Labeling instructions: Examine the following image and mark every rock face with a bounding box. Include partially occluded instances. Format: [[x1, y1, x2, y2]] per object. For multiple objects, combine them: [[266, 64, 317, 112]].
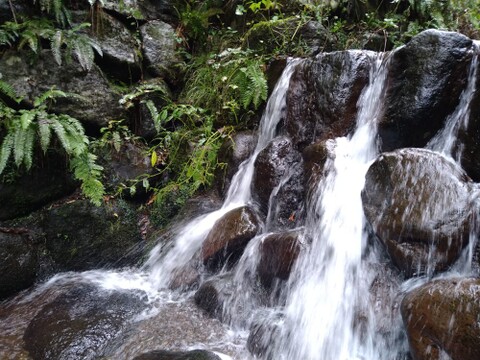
[[0, 229, 38, 300], [401, 278, 480, 360], [140, 20, 181, 82], [202, 206, 262, 270], [0, 49, 125, 130], [257, 230, 303, 289], [285, 50, 372, 150], [43, 198, 141, 271], [23, 284, 146, 360], [362, 148, 477, 277], [379, 30, 474, 151], [90, 11, 142, 83]]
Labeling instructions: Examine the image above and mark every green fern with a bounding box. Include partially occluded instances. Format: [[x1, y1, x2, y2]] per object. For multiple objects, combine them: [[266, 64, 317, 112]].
[[34, 0, 71, 27], [0, 86, 105, 205]]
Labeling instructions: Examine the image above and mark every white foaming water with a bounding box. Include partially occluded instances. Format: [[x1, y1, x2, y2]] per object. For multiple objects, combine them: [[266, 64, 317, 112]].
[[427, 43, 479, 158], [144, 60, 301, 289], [271, 53, 390, 360]]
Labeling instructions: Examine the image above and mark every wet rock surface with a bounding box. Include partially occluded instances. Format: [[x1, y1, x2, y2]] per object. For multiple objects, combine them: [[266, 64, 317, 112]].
[[285, 50, 372, 150], [257, 230, 303, 289], [194, 273, 233, 321], [202, 206, 262, 270], [133, 349, 222, 360], [252, 136, 302, 214], [23, 284, 146, 360], [401, 277, 480, 360], [379, 29, 474, 151], [362, 148, 477, 277]]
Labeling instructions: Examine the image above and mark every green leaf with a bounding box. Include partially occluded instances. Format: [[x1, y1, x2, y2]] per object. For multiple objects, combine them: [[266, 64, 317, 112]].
[[20, 111, 35, 130], [151, 151, 158, 167]]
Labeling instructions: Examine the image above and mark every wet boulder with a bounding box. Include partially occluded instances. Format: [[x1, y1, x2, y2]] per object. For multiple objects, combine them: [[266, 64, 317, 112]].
[[215, 131, 257, 198], [202, 206, 262, 270], [285, 50, 372, 150], [257, 230, 303, 289], [140, 20, 182, 83], [401, 277, 480, 360], [252, 136, 302, 214], [24, 284, 146, 360], [362, 148, 478, 277], [379, 29, 474, 151], [133, 349, 222, 360], [194, 273, 233, 321], [247, 311, 283, 360], [0, 49, 125, 130], [0, 228, 38, 300], [43, 198, 142, 271]]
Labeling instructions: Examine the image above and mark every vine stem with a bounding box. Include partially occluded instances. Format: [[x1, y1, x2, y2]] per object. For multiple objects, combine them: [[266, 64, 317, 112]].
[[8, 0, 17, 23]]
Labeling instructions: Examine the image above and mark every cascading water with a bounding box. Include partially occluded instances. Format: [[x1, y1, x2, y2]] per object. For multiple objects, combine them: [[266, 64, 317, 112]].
[[427, 42, 480, 159], [268, 53, 390, 360], [144, 59, 301, 289], [2, 35, 480, 360]]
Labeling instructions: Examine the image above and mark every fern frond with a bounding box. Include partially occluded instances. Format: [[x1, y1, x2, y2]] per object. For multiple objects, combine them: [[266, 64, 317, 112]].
[[51, 30, 63, 66], [70, 151, 105, 206], [246, 63, 268, 109], [33, 87, 67, 107], [0, 132, 14, 175], [0, 79, 20, 103], [51, 117, 71, 153], [22, 126, 36, 170], [73, 36, 95, 71], [13, 125, 27, 167], [20, 110, 36, 130], [37, 116, 52, 152]]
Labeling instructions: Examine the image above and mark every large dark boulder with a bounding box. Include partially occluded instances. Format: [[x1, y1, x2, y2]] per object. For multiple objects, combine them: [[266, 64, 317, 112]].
[[284, 50, 372, 150], [215, 131, 257, 198], [43, 198, 142, 271], [252, 136, 302, 214], [201, 206, 262, 270], [257, 230, 303, 289], [101, 0, 182, 23], [0, 154, 77, 220], [401, 278, 480, 360], [24, 284, 146, 360], [133, 349, 221, 360], [362, 148, 478, 277], [0, 228, 38, 300], [379, 29, 474, 151], [0, 49, 125, 130]]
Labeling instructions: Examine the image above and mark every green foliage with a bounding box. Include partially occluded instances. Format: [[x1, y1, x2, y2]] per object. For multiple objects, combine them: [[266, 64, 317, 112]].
[[183, 48, 268, 124], [177, 0, 223, 48], [33, 0, 71, 27], [0, 19, 102, 71], [0, 85, 105, 205]]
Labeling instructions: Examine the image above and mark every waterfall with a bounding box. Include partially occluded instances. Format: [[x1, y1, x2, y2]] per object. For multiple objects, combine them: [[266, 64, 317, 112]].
[[270, 53, 390, 360], [144, 59, 301, 289], [427, 43, 479, 160]]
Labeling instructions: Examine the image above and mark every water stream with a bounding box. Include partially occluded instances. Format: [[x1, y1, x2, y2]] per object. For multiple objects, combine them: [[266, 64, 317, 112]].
[[1, 44, 480, 359]]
